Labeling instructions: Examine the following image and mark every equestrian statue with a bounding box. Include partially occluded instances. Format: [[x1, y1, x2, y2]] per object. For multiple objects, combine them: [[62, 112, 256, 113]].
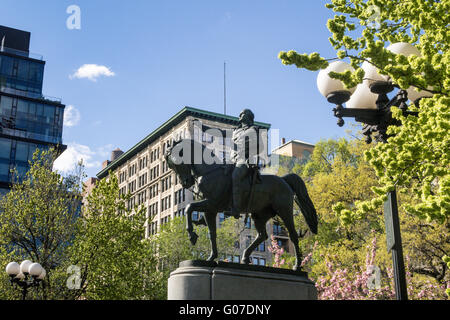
[[165, 109, 317, 271]]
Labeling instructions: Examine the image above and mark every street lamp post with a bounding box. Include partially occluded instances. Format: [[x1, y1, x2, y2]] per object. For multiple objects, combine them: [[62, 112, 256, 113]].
[[5, 260, 46, 300], [315, 42, 433, 301]]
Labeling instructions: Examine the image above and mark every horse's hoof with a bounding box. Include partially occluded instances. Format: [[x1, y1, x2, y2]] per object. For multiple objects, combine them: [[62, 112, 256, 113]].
[[241, 258, 250, 265], [189, 232, 198, 245], [207, 255, 217, 262]]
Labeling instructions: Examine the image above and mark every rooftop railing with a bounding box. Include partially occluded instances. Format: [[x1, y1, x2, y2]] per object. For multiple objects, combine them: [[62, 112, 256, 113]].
[[0, 127, 62, 145], [0, 45, 43, 60], [0, 86, 62, 103]]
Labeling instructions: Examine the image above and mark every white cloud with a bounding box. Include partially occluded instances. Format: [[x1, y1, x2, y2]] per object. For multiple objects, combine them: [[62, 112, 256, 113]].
[[53, 143, 113, 174], [70, 64, 115, 82], [63, 105, 81, 127]]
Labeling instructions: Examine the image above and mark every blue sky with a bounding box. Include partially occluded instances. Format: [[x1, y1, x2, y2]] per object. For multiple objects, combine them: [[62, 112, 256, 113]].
[[1, 0, 359, 178]]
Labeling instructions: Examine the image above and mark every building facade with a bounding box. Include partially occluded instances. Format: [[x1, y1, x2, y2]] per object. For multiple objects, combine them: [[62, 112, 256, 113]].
[[272, 138, 315, 161], [0, 25, 66, 195], [96, 106, 274, 266]]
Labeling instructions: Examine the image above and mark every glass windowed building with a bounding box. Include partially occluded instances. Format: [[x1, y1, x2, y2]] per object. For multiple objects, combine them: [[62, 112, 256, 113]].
[[0, 25, 66, 196]]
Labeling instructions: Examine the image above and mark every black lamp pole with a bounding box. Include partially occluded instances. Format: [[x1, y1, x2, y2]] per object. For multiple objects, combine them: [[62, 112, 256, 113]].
[[9, 273, 42, 300], [326, 80, 412, 300]]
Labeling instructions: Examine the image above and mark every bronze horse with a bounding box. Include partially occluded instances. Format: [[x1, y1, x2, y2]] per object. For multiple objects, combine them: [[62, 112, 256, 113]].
[[165, 139, 317, 270]]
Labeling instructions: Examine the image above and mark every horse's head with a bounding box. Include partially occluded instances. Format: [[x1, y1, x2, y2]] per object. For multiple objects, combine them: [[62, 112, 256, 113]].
[[165, 139, 196, 189]]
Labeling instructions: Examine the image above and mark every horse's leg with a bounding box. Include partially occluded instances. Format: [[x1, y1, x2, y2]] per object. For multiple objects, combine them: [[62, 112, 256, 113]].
[[185, 199, 210, 245], [204, 211, 218, 261], [242, 211, 270, 265], [192, 216, 207, 226], [276, 202, 302, 271]]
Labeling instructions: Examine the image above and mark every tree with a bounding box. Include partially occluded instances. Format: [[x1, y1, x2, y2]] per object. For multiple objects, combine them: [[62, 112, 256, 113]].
[[0, 149, 83, 300], [68, 174, 164, 300], [272, 136, 449, 299], [149, 215, 240, 297], [278, 0, 449, 225]]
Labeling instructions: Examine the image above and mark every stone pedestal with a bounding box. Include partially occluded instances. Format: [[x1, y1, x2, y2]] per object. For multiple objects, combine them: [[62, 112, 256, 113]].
[[168, 260, 317, 300]]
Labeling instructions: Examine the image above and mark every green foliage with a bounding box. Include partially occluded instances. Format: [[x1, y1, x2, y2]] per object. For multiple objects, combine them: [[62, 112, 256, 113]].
[[278, 51, 329, 71], [68, 174, 164, 300], [279, 0, 449, 225], [276, 137, 449, 299], [149, 215, 240, 297], [0, 148, 83, 300]]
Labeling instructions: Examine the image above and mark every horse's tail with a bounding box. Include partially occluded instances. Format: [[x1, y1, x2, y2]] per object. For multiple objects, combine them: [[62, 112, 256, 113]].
[[282, 174, 318, 234]]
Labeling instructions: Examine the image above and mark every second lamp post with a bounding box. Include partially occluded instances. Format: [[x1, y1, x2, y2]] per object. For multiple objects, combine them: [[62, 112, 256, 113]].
[[315, 42, 433, 300]]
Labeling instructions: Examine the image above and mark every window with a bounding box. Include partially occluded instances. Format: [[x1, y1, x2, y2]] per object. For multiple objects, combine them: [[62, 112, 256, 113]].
[[15, 142, 28, 162], [256, 241, 266, 252], [246, 235, 252, 248], [0, 138, 11, 159], [17, 60, 29, 80], [0, 162, 10, 181], [219, 212, 225, 225], [0, 96, 13, 116], [150, 221, 158, 235], [302, 149, 312, 161], [273, 222, 284, 236]]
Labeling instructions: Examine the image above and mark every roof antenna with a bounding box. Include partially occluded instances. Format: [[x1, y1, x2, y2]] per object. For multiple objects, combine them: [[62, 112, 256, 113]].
[[224, 61, 227, 115]]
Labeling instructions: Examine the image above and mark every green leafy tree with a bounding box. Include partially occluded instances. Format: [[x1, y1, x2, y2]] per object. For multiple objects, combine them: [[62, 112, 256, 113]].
[[149, 215, 241, 298], [274, 137, 449, 299], [279, 0, 449, 225], [68, 174, 164, 300], [0, 149, 83, 300]]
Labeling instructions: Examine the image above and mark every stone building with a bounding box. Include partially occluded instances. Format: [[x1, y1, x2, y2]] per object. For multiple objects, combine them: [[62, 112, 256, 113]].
[[272, 138, 314, 161]]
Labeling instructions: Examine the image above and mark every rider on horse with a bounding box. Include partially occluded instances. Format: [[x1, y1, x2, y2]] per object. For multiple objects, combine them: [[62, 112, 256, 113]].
[[229, 108, 262, 219]]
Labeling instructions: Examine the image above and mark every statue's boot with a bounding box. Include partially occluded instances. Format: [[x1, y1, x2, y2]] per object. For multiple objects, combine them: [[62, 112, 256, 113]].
[[230, 187, 243, 219]]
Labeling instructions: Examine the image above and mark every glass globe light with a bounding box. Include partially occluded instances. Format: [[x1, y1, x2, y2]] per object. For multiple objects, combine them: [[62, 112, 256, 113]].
[[28, 263, 43, 277], [346, 81, 378, 109], [37, 268, 46, 280], [387, 42, 433, 102], [386, 42, 421, 57], [363, 43, 420, 88], [15, 272, 25, 280], [317, 61, 356, 101], [406, 86, 433, 102], [361, 60, 389, 86], [20, 260, 32, 274], [5, 262, 20, 276]]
